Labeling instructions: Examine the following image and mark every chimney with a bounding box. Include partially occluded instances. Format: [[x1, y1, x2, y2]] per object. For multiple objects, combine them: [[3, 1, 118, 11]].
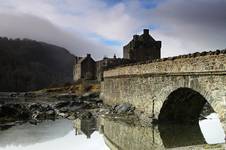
[[87, 54, 91, 58], [133, 35, 139, 40], [113, 54, 116, 59], [143, 29, 149, 35]]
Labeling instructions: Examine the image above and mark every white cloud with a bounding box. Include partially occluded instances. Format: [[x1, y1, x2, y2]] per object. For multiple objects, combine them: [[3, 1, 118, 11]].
[[0, 13, 116, 59], [0, 0, 225, 59], [149, 0, 226, 57]]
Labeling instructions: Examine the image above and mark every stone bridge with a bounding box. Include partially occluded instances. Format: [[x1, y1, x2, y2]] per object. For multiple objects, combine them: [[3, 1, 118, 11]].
[[101, 50, 226, 130]]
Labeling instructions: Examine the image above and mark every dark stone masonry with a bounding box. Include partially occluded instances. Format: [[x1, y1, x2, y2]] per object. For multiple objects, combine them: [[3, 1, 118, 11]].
[[123, 29, 161, 61]]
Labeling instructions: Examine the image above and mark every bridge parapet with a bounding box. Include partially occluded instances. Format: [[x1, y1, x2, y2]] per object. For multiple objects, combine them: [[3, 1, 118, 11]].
[[101, 49, 226, 132], [104, 50, 226, 78]]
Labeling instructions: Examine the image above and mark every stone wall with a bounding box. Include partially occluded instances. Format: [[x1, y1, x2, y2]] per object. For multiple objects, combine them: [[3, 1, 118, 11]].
[[73, 63, 81, 81], [104, 53, 226, 78], [101, 51, 226, 131], [96, 58, 134, 81], [108, 49, 226, 71]]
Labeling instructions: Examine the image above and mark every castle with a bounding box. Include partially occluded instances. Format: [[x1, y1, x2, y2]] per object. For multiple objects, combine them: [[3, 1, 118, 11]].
[[73, 29, 161, 82], [123, 29, 161, 61]]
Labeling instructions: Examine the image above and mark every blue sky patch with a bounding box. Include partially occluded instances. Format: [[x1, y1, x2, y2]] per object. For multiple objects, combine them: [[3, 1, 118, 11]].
[[103, 0, 123, 6], [89, 33, 123, 46]]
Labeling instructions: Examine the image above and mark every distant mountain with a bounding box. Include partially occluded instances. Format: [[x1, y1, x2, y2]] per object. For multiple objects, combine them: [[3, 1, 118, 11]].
[[0, 37, 76, 92]]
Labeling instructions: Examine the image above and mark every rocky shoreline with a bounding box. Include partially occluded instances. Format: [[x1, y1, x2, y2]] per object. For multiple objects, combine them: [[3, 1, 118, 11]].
[[0, 91, 138, 129], [0, 92, 101, 126]]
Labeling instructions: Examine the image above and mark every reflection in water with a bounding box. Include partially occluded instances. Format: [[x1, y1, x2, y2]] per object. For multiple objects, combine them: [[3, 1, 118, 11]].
[[199, 113, 225, 144], [0, 119, 109, 150], [0, 119, 72, 147], [99, 116, 225, 150], [74, 117, 96, 139], [0, 115, 225, 150], [158, 123, 206, 148]]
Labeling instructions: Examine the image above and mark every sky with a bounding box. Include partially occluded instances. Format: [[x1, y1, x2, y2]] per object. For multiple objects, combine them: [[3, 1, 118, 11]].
[[0, 0, 225, 59]]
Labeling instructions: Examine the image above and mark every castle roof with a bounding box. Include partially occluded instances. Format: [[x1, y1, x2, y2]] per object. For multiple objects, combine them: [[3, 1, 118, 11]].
[[124, 29, 158, 48], [77, 54, 95, 64], [77, 57, 86, 64]]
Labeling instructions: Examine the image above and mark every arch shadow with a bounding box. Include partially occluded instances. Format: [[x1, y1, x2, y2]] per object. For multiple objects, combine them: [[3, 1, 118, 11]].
[[158, 87, 214, 124]]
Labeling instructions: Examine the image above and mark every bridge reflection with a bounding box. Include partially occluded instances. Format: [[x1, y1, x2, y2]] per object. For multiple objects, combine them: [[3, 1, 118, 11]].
[[73, 116, 225, 149]]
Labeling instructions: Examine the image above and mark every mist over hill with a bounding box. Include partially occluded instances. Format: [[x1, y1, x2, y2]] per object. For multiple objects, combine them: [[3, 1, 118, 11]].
[[0, 37, 76, 92]]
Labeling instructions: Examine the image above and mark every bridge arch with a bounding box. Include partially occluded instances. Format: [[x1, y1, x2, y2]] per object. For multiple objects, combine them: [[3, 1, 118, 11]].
[[158, 87, 214, 123]]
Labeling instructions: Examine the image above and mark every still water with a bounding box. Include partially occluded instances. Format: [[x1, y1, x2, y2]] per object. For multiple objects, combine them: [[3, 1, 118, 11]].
[[0, 119, 109, 150], [0, 113, 225, 150]]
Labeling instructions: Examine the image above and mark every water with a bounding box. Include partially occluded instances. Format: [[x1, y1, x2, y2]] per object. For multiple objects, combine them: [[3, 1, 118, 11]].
[[0, 114, 225, 150], [199, 113, 225, 144], [0, 119, 109, 150]]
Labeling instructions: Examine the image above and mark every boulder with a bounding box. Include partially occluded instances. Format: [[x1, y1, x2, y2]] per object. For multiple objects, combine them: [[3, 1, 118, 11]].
[[114, 103, 135, 114]]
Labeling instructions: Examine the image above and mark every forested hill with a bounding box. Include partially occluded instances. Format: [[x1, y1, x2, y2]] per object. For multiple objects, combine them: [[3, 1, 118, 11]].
[[0, 37, 76, 92]]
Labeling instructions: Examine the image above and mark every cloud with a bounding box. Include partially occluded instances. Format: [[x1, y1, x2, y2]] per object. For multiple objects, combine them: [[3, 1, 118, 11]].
[[148, 0, 226, 56], [0, 0, 225, 59], [0, 0, 138, 41], [0, 13, 117, 59], [0, 0, 136, 59]]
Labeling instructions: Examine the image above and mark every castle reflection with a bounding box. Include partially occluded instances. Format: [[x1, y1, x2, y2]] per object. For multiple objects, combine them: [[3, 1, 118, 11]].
[[73, 117, 96, 139]]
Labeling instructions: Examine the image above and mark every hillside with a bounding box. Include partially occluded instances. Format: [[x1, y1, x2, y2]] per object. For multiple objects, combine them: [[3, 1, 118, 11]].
[[0, 37, 76, 92]]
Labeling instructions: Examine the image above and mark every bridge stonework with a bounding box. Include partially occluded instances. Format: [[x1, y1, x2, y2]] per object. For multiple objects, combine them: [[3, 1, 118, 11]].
[[101, 52, 226, 130]]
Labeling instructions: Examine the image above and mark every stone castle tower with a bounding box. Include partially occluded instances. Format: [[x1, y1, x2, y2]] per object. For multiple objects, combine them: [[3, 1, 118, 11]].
[[123, 29, 161, 61]]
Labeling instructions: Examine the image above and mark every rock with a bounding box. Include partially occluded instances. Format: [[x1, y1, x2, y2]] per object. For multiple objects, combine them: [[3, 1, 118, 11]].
[[67, 115, 76, 120], [58, 113, 68, 118], [54, 101, 70, 109], [24, 92, 36, 98], [33, 109, 56, 120], [46, 109, 55, 116], [67, 105, 83, 112], [79, 111, 93, 119], [57, 94, 77, 101], [10, 92, 19, 97], [114, 103, 135, 114], [54, 100, 83, 112], [88, 97, 102, 103], [70, 101, 82, 107], [29, 103, 56, 120], [99, 108, 110, 115], [29, 103, 43, 112], [59, 107, 68, 113], [82, 92, 99, 99]]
